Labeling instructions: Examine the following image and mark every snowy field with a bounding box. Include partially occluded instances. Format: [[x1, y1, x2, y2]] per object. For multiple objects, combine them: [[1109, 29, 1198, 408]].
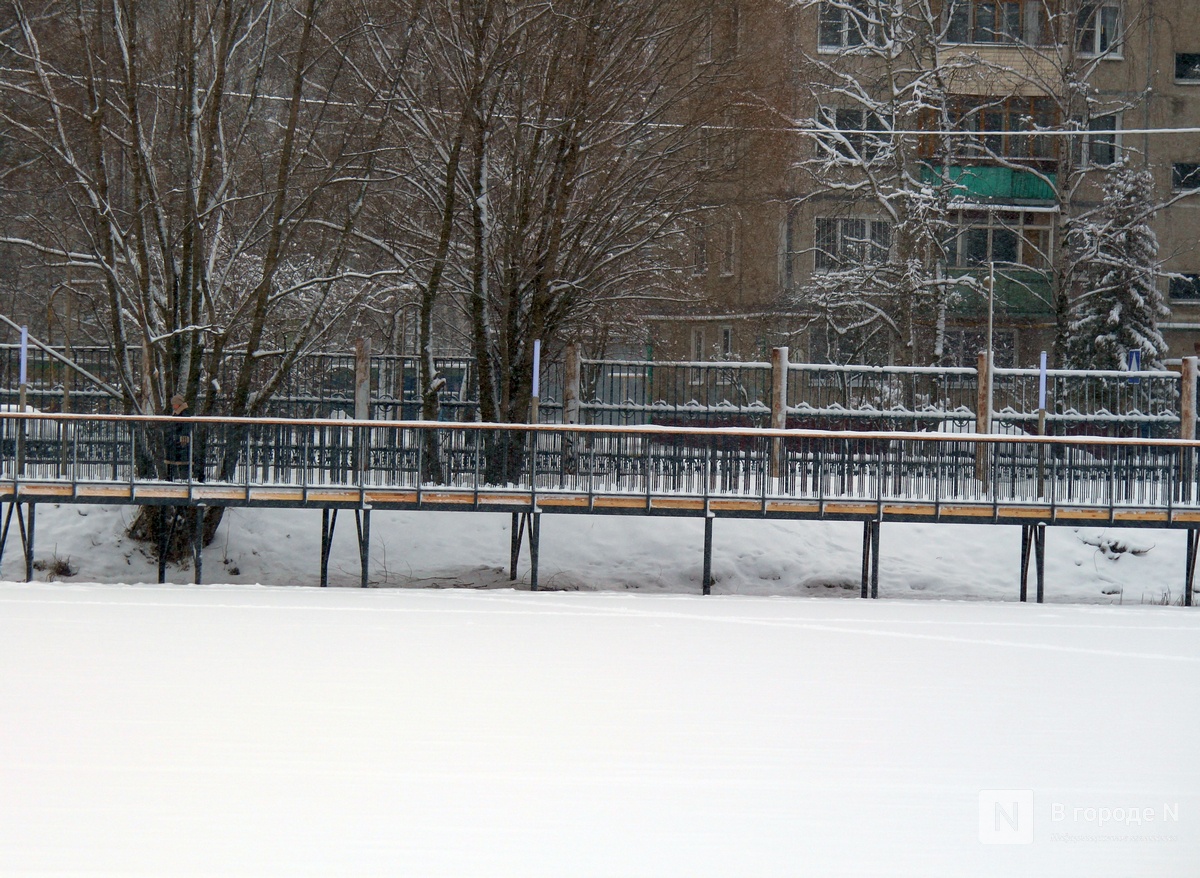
[[3, 505, 1199, 875], [1, 584, 1198, 876]]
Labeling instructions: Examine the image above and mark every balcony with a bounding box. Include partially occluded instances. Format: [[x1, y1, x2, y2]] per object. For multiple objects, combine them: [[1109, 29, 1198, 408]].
[[923, 165, 1057, 204], [949, 269, 1054, 320]]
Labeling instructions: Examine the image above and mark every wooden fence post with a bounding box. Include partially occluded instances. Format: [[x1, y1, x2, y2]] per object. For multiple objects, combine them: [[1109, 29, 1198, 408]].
[[975, 351, 990, 483], [354, 338, 371, 476], [771, 346, 789, 480], [564, 343, 581, 425], [1181, 356, 1197, 441]]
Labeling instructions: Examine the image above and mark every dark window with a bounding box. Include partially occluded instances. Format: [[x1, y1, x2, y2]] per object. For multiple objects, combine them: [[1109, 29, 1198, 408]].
[[1174, 163, 1200, 192], [1078, 3, 1120, 55], [814, 217, 892, 272], [947, 96, 1058, 163], [1176, 53, 1200, 82], [944, 0, 1049, 46], [1086, 115, 1119, 166], [818, 0, 888, 50], [947, 210, 1052, 269], [1170, 275, 1200, 300], [819, 107, 891, 160]]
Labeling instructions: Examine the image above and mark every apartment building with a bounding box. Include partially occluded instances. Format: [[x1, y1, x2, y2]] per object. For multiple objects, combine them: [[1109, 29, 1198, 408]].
[[651, 0, 1200, 368]]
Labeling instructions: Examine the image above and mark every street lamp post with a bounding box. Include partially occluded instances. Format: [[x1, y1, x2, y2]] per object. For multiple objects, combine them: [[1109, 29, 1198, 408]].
[[986, 261, 995, 435]]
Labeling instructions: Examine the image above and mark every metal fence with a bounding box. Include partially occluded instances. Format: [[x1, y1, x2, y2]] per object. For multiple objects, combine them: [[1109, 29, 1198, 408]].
[[0, 343, 1192, 437], [2, 412, 1197, 515]]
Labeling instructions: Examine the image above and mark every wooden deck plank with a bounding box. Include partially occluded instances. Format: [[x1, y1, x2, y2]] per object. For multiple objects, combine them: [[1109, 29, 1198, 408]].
[[1052, 508, 1112, 521], [822, 502, 877, 516], [133, 486, 190, 500], [592, 496, 649, 510], [649, 497, 704, 511], [937, 505, 994, 518], [709, 499, 763, 513], [18, 484, 74, 498], [537, 496, 591, 508], [883, 503, 937, 517], [76, 484, 134, 499], [764, 500, 821, 515], [364, 490, 419, 505]]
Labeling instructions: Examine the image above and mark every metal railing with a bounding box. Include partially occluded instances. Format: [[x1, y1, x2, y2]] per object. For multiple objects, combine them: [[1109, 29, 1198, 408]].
[[2, 411, 1196, 514], [1, 342, 1191, 437]]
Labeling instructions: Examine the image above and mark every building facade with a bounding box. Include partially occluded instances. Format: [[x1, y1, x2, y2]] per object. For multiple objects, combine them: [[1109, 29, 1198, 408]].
[[650, 0, 1200, 368]]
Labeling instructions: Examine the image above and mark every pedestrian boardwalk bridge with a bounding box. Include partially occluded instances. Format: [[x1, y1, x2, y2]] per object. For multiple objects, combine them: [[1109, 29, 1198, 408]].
[[3, 411, 1199, 604]]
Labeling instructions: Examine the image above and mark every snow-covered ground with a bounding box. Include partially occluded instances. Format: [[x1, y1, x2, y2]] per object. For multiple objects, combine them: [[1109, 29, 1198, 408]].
[[0, 501, 1190, 604], [3, 505, 1198, 874], [0, 584, 1197, 876]]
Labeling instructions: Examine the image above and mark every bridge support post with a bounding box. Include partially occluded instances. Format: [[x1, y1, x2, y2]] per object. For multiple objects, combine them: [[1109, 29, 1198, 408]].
[[157, 507, 171, 584], [871, 517, 881, 599], [1035, 524, 1045, 603], [320, 508, 338, 587], [861, 519, 881, 599], [1020, 523, 1046, 604], [0, 500, 15, 572], [1020, 525, 1030, 602], [193, 506, 205, 585], [1186, 529, 1198, 608], [355, 507, 371, 588], [529, 512, 541, 592], [703, 513, 714, 595], [510, 512, 525, 580], [23, 501, 35, 582]]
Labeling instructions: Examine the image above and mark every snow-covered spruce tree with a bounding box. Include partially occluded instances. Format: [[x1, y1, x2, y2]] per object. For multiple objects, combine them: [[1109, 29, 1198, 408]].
[[1065, 162, 1168, 371]]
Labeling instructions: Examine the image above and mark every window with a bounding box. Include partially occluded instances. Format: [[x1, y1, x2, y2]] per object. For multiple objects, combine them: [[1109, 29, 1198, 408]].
[[690, 214, 708, 276], [1170, 275, 1200, 301], [945, 210, 1053, 270], [818, 107, 891, 160], [809, 323, 890, 366], [691, 327, 706, 361], [814, 217, 892, 272], [718, 215, 738, 276], [818, 0, 889, 50], [1173, 163, 1200, 192], [941, 96, 1058, 164], [724, 1, 741, 59], [1176, 53, 1200, 83], [780, 209, 800, 291], [942, 329, 1016, 368], [1077, 3, 1120, 56], [1081, 114, 1119, 167], [719, 326, 734, 359], [697, 12, 713, 65], [945, 0, 1050, 46]]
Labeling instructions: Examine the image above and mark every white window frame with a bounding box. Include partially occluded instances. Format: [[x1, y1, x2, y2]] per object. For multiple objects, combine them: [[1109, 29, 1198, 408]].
[[719, 325, 734, 359], [945, 209, 1054, 271], [817, 107, 892, 161], [1077, 3, 1122, 58], [814, 216, 892, 273], [1175, 53, 1200, 85], [817, 0, 889, 52], [944, 0, 1051, 47], [1080, 113, 1121, 168]]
